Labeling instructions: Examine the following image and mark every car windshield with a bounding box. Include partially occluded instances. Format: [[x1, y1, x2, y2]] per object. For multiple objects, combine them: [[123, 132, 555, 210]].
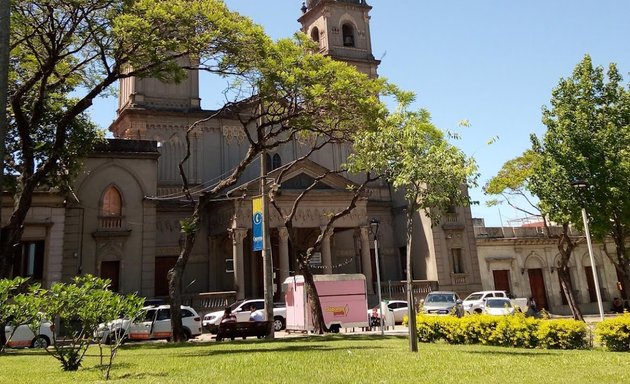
[[486, 299, 512, 308], [465, 294, 483, 301], [228, 301, 246, 311], [426, 294, 455, 303]]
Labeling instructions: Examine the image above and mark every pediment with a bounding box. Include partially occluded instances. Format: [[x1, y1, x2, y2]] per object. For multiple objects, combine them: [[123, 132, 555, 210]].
[[269, 159, 357, 192]]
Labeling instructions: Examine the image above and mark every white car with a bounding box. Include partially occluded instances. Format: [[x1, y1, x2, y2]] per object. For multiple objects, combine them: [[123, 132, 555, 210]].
[[4, 321, 55, 349], [97, 305, 202, 343], [462, 290, 508, 314], [367, 300, 409, 325], [203, 299, 286, 334], [482, 297, 516, 316]]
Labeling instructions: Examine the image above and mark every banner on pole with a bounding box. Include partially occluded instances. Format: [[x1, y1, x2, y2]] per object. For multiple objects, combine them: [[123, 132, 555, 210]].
[[252, 197, 263, 251]]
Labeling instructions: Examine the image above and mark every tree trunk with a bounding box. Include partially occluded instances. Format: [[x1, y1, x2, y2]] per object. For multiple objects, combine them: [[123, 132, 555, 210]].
[[168, 227, 197, 342], [0, 0, 9, 267], [0, 181, 39, 277], [557, 266, 583, 321], [299, 256, 328, 334], [555, 224, 584, 321], [405, 203, 418, 352]]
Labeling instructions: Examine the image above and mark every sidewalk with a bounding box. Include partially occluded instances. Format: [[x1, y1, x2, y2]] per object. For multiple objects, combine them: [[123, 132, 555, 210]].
[[195, 324, 409, 342]]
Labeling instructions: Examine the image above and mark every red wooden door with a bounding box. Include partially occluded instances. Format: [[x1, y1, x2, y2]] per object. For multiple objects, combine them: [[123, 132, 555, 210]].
[[155, 256, 178, 297], [584, 266, 598, 303], [101, 261, 120, 292], [528, 268, 548, 310], [557, 271, 574, 305], [492, 270, 511, 293]]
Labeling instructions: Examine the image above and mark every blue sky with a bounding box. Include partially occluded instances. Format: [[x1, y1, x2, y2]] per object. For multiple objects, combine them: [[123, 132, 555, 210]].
[[90, 0, 630, 226]]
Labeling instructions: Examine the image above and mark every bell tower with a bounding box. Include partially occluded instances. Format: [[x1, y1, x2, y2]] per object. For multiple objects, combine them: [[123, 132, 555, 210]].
[[298, 0, 380, 77]]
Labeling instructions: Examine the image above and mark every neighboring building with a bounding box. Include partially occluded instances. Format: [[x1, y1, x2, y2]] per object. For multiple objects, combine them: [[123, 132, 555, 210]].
[[7, 1, 483, 306], [474, 219, 624, 315]]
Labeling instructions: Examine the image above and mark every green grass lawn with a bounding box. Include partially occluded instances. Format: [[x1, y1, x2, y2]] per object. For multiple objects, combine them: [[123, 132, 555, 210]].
[[2, 335, 630, 384]]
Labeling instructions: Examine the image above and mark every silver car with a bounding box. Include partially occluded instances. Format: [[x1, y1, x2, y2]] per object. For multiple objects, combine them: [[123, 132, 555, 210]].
[[422, 291, 461, 315]]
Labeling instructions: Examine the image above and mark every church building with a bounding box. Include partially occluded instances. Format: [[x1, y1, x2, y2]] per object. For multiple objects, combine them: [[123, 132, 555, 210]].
[[21, 0, 483, 306]]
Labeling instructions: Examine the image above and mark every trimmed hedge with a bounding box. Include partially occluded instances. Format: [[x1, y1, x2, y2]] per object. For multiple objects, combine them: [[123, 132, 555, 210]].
[[595, 313, 630, 352], [414, 312, 588, 350]]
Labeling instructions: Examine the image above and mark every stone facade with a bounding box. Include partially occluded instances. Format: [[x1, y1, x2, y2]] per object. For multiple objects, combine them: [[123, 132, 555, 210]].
[[474, 223, 623, 315]]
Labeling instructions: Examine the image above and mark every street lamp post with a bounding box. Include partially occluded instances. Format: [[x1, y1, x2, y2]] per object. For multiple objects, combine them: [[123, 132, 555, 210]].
[[571, 180, 604, 321], [370, 218, 384, 336]]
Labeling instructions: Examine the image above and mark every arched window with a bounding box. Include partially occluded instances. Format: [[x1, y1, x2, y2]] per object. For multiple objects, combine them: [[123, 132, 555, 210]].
[[102, 186, 122, 217], [265, 153, 272, 172], [342, 23, 355, 47], [272, 154, 282, 170], [100, 186, 123, 229], [310, 27, 320, 44]]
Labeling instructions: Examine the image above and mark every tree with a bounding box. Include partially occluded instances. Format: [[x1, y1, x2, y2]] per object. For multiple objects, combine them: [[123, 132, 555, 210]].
[[167, 34, 391, 340], [41, 275, 143, 372], [531, 55, 630, 299], [347, 92, 478, 352], [1, 0, 267, 277], [484, 150, 584, 320]]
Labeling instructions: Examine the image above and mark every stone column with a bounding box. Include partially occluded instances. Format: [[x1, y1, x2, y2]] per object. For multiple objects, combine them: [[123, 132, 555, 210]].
[[279, 227, 290, 286], [321, 226, 332, 274], [360, 226, 374, 294], [230, 228, 247, 300]]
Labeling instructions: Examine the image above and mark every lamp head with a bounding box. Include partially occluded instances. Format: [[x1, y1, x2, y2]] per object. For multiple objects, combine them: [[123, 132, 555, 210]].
[[369, 218, 380, 236]]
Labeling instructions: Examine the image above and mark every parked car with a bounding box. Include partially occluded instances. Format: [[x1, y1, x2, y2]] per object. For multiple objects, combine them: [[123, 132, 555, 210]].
[[96, 305, 202, 343], [462, 290, 508, 314], [202, 299, 287, 334], [482, 297, 516, 316], [4, 321, 55, 349], [367, 300, 408, 325], [422, 291, 461, 315], [463, 290, 528, 314]]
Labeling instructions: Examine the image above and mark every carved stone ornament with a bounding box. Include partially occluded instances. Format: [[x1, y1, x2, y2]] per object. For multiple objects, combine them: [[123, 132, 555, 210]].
[[222, 125, 247, 145]]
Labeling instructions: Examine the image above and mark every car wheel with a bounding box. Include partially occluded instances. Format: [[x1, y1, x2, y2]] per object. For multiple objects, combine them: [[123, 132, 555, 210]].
[[273, 316, 285, 331], [474, 308, 482, 314], [108, 330, 127, 345], [31, 335, 50, 349], [182, 329, 191, 342]]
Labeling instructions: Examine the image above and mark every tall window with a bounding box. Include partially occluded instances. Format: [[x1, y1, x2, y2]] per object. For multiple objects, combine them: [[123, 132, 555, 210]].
[[100, 186, 123, 229], [310, 27, 320, 44], [451, 248, 464, 274], [342, 24, 355, 47], [13, 241, 45, 280], [272, 154, 282, 170], [102, 186, 122, 217]]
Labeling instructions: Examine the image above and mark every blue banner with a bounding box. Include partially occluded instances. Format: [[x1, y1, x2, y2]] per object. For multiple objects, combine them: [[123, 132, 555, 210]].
[[252, 197, 263, 251]]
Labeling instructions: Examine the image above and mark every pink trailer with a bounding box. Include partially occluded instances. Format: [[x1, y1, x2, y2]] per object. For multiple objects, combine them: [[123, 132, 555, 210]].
[[284, 274, 369, 333]]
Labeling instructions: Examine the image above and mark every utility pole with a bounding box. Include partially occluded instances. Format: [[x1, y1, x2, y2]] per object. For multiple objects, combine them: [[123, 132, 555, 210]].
[[260, 150, 274, 339]]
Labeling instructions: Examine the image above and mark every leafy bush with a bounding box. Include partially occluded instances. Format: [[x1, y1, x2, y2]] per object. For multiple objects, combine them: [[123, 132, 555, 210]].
[[536, 319, 588, 349], [415, 315, 442, 343], [486, 313, 537, 348], [415, 313, 589, 350], [595, 314, 630, 352]]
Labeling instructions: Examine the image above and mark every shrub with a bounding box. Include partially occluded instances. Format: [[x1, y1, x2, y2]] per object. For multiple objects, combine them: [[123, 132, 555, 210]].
[[415, 312, 590, 350], [595, 314, 630, 352], [536, 319, 588, 349], [486, 313, 537, 348], [415, 315, 442, 343]]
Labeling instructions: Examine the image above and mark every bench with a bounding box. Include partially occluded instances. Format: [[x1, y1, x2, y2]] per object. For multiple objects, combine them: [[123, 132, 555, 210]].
[[216, 321, 272, 341]]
